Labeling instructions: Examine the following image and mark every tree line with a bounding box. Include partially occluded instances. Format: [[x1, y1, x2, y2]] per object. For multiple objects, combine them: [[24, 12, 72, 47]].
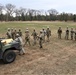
[[0, 3, 76, 22]]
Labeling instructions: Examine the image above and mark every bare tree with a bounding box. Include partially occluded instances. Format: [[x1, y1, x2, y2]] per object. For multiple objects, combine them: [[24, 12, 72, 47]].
[[19, 7, 26, 15], [14, 9, 21, 20], [0, 3, 4, 14], [48, 9, 58, 15], [5, 3, 15, 21], [47, 9, 58, 21]]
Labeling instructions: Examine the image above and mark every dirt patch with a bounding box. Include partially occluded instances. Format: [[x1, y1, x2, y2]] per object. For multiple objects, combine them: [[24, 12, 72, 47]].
[[0, 35, 76, 75]]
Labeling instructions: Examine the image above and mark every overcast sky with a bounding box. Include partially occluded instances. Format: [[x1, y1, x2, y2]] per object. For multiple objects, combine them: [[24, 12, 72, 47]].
[[0, 0, 76, 13]]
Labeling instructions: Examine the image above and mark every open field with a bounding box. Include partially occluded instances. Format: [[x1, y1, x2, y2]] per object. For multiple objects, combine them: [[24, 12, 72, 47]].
[[0, 21, 76, 75]]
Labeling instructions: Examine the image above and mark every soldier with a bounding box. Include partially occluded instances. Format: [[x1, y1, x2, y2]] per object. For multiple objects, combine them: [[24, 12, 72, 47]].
[[42, 28, 46, 42], [14, 29, 17, 39], [46, 27, 51, 42], [31, 29, 37, 45], [18, 29, 22, 37], [74, 28, 76, 41], [65, 26, 69, 40], [70, 28, 74, 40], [15, 34, 25, 55], [11, 28, 15, 40], [24, 28, 31, 46], [57, 27, 62, 39], [6, 28, 12, 39], [39, 30, 44, 48]]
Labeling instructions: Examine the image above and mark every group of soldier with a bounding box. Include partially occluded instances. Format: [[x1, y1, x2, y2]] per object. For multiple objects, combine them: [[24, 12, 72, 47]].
[[57, 26, 76, 40], [6, 28, 22, 40], [6, 27, 51, 55], [6, 26, 76, 55]]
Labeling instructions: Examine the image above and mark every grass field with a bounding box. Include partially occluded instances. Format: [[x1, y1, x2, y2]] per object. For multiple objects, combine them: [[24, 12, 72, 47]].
[[0, 21, 76, 75]]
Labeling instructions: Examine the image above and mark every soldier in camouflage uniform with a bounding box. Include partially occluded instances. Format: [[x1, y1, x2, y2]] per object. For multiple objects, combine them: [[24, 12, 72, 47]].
[[39, 30, 44, 48], [15, 34, 25, 55], [11, 28, 15, 40], [57, 27, 62, 39], [70, 28, 74, 40], [65, 26, 69, 40], [14, 29, 17, 39], [24, 28, 31, 46], [31, 29, 37, 45], [6, 28, 12, 39], [18, 29, 22, 37], [74, 28, 76, 41], [42, 28, 46, 42], [46, 27, 51, 42]]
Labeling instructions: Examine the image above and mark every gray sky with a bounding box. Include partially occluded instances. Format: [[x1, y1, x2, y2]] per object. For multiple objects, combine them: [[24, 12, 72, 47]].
[[0, 0, 76, 13]]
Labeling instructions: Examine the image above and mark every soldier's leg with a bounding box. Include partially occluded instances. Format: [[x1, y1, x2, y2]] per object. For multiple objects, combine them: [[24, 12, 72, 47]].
[[33, 39, 35, 46], [24, 38, 28, 46], [20, 48, 25, 54], [71, 36, 73, 40], [43, 36, 45, 42], [34, 38, 36, 45], [65, 35, 66, 39], [39, 40, 42, 48], [47, 36, 49, 42], [19, 46, 25, 55], [60, 34, 61, 39], [67, 35, 69, 40], [66, 35, 68, 40], [44, 36, 45, 42], [28, 39, 31, 46]]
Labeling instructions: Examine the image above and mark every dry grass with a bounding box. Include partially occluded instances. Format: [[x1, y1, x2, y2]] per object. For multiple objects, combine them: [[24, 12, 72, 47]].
[[0, 21, 76, 75]]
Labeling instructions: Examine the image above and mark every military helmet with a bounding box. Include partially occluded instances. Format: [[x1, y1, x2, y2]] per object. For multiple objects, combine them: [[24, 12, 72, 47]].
[[47, 27, 49, 29], [8, 28, 10, 31], [26, 28, 28, 30], [26, 29, 29, 32], [40, 30, 42, 33], [16, 34, 20, 37]]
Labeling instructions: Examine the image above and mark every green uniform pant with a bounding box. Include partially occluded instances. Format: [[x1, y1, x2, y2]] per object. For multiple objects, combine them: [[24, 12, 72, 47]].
[[65, 34, 69, 40], [19, 45, 25, 54], [39, 40, 43, 48], [25, 38, 31, 45], [58, 34, 61, 39]]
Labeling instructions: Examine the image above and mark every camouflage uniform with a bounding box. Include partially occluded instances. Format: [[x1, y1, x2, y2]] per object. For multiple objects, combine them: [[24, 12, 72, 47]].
[[24, 29, 31, 46], [6, 28, 12, 39], [14, 29, 17, 39], [42, 28, 46, 42], [15, 34, 25, 55], [65, 27, 69, 40], [18, 29, 22, 37], [74, 28, 76, 41], [39, 30, 44, 48], [57, 27, 62, 39], [70, 28, 74, 40], [46, 27, 51, 42], [31, 29, 37, 45], [11, 28, 15, 40]]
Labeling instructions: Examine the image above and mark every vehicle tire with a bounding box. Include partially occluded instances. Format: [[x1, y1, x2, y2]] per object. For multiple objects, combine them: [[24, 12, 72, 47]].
[[3, 50, 16, 64]]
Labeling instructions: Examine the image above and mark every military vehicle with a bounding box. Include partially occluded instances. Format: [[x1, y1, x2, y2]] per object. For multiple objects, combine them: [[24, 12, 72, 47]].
[[0, 38, 20, 64]]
